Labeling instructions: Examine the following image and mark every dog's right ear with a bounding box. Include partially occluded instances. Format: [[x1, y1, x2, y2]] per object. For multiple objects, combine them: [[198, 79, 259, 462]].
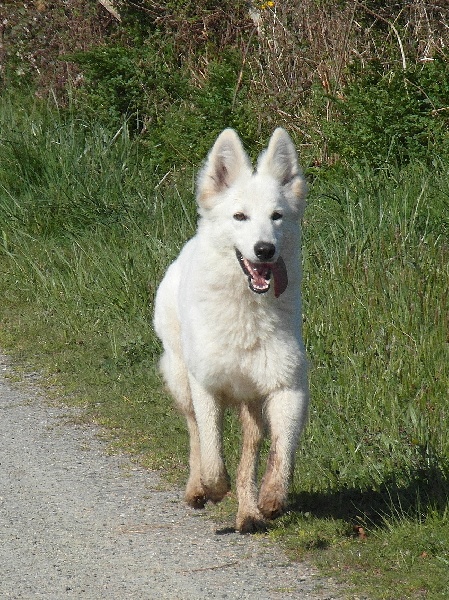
[[197, 129, 252, 209]]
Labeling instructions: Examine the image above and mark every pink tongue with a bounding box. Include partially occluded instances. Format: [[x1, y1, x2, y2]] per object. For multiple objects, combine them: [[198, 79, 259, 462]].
[[243, 255, 289, 297], [271, 256, 288, 297]]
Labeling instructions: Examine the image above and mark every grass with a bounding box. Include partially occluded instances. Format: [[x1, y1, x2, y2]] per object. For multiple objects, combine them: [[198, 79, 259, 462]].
[[1, 94, 448, 599]]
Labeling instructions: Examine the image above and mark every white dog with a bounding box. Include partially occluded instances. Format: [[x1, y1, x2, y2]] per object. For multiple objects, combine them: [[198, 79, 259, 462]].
[[154, 128, 309, 533]]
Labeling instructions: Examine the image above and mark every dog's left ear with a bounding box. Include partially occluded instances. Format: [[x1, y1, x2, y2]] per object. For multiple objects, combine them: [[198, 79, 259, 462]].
[[257, 128, 307, 214]]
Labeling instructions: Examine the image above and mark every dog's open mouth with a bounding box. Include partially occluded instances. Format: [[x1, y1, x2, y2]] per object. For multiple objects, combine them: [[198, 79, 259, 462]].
[[236, 249, 288, 298]]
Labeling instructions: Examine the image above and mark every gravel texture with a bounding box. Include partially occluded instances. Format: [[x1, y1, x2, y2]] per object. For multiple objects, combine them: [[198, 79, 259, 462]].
[[0, 354, 344, 599]]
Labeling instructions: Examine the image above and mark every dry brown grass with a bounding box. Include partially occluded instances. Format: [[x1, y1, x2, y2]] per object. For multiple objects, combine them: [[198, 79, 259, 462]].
[[246, 0, 449, 161], [0, 0, 115, 97]]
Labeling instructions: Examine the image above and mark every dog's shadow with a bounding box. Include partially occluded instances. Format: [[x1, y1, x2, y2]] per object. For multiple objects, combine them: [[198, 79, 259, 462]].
[[213, 451, 448, 536], [287, 459, 449, 535]]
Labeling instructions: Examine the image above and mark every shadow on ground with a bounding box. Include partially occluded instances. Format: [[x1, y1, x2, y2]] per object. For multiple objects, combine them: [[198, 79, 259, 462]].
[[289, 457, 449, 533]]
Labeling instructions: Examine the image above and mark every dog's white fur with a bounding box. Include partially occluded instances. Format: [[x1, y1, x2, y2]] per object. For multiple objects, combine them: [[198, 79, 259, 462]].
[[154, 128, 309, 533]]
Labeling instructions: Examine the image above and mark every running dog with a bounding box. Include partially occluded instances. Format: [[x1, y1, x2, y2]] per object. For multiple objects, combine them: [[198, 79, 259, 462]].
[[154, 128, 309, 533]]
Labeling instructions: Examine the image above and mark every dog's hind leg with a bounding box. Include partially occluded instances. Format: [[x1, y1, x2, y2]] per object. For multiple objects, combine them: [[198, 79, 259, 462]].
[[258, 387, 309, 519], [235, 402, 266, 534], [159, 351, 207, 508], [183, 406, 208, 509], [189, 374, 231, 504]]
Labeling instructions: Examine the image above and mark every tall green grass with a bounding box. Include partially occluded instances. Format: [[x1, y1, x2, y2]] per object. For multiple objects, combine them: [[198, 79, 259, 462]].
[[300, 163, 449, 492], [284, 164, 449, 598], [1, 95, 448, 599], [0, 93, 196, 465]]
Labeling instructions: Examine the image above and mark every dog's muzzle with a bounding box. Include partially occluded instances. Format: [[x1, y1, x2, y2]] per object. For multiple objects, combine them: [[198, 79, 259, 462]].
[[235, 249, 288, 298]]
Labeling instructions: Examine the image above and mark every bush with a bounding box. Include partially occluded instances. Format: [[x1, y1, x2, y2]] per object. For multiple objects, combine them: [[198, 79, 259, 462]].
[[143, 50, 261, 166], [323, 57, 449, 167], [67, 39, 188, 135], [68, 39, 260, 168], [0, 0, 112, 97]]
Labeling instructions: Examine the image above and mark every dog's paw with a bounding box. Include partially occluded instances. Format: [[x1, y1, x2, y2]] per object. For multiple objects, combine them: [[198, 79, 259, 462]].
[[202, 476, 231, 504], [185, 480, 208, 509], [185, 492, 208, 509], [236, 512, 268, 534], [258, 491, 286, 520]]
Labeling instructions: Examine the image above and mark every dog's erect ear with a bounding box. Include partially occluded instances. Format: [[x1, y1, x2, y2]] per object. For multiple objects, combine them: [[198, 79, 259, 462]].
[[197, 129, 252, 209], [257, 128, 306, 212]]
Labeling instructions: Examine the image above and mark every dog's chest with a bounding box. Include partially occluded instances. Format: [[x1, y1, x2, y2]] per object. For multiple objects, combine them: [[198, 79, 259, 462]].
[[185, 296, 301, 398], [205, 291, 279, 348]]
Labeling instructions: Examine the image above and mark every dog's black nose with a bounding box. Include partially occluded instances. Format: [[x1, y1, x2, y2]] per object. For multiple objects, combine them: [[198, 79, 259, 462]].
[[254, 242, 276, 261]]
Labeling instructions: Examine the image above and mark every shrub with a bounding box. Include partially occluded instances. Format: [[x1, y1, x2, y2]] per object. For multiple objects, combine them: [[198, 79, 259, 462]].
[[66, 39, 189, 135], [67, 39, 260, 168], [0, 0, 113, 97], [322, 57, 449, 167]]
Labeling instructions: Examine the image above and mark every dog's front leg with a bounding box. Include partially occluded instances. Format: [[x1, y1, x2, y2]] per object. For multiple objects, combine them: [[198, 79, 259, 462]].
[[188, 374, 230, 503], [235, 402, 266, 533], [258, 387, 309, 519]]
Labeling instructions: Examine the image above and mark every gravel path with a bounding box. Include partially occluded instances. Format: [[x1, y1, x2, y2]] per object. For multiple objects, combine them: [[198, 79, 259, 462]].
[[0, 354, 344, 599]]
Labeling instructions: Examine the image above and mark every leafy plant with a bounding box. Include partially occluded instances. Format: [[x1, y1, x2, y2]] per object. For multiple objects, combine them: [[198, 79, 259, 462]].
[[67, 41, 260, 168], [324, 58, 449, 167], [66, 39, 186, 134]]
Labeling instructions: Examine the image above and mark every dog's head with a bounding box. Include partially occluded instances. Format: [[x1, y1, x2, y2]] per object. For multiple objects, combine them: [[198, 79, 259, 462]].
[[196, 128, 306, 298]]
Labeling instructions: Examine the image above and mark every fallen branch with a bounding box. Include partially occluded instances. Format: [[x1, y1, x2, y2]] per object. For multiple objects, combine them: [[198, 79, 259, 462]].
[[98, 0, 121, 22]]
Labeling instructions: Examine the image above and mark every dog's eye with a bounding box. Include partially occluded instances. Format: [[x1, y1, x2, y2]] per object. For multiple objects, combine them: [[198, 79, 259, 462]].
[[233, 212, 248, 221], [272, 211, 283, 221]]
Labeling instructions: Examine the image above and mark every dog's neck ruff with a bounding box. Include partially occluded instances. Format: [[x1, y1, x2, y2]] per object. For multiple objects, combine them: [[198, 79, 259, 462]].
[[235, 249, 288, 298]]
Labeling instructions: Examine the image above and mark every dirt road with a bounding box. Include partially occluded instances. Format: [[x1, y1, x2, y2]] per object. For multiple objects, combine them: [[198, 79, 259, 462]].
[[0, 354, 343, 599]]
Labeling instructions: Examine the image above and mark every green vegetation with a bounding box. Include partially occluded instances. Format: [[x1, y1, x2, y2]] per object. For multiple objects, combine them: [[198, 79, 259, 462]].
[[1, 91, 448, 600], [324, 58, 449, 167], [1, 1, 449, 598]]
